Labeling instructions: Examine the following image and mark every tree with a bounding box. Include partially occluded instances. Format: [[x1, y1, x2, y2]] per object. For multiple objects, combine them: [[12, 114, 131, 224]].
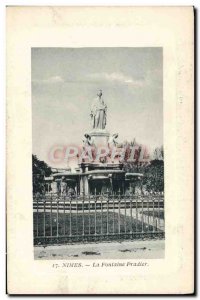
[[143, 160, 164, 192], [123, 143, 164, 193], [32, 155, 51, 194]]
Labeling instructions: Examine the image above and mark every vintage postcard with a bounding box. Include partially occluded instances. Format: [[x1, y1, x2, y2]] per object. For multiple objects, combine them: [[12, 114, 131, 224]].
[[7, 6, 194, 294]]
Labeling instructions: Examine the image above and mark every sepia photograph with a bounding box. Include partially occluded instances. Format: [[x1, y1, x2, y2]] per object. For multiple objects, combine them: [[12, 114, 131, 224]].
[[32, 47, 164, 260]]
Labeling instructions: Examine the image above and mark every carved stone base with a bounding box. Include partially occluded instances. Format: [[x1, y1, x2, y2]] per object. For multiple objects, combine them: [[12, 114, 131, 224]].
[[88, 129, 110, 147]]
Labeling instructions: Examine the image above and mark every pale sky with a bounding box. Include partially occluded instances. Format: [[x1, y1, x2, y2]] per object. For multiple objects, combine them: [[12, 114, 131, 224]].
[[32, 48, 163, 168]]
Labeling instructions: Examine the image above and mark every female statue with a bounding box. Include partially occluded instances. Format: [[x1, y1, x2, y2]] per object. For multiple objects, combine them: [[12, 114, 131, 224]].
[[90, 90, 107, 130]]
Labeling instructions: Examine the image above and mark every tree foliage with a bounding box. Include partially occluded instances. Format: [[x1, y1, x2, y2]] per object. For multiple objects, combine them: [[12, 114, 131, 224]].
[[123, 145, 164, 193], [143, 160, 164, 192], [32, 155, 51, 194]]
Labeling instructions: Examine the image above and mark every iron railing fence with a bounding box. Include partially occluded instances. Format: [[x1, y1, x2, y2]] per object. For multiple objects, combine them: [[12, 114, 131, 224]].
[[33, 192, 164, 245]]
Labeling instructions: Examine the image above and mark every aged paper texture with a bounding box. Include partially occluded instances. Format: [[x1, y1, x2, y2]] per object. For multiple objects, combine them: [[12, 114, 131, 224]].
[[7, 6, 194, 294]]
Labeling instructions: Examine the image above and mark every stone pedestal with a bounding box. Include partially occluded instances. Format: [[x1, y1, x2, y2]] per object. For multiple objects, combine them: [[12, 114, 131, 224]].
[[51, 181, 58, 193], [80, 174, 89, 196], [89, 129, 110, 147]]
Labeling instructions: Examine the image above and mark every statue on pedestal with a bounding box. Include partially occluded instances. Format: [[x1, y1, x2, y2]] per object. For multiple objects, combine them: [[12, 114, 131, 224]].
[[90, 90, 107, 130], [83, 134, 94, 147], [108, 133, 119, 147], [82, 133, 96, 162]]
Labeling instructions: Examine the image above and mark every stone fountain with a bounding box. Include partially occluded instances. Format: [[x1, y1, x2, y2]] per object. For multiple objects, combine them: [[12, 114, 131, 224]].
[[79, 90, 131, 195], [45, 90, 143, 196]]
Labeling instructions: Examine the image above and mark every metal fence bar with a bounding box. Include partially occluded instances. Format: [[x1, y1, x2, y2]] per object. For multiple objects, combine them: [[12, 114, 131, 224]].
[[106, 199, 109, 235], [163, 197, 165, 222], [141, 197, 144, 233], [43, 200, 46, 237], [69, 198, 72, 237], [101, 197, 103, 235], [36, 199, 39, 237], [50, 199, 53, 237], [35, 231, 163, 239], [118, 190, 121, 234], [63, 197, 66, 236], [94, 190, 97, 235], [82, 198, 85, 236], [158, 196, 160, 228], [113, 193, 115, 234], [56, 200, 59, 237], [76, 198, 78, 235], [147, 196, 150, 231], [124, 196, 127, 234], [89, 194, 91, 235], [136, 196, 138, 232], [152, 198, 155, 232], [130, 194, 133, 234]]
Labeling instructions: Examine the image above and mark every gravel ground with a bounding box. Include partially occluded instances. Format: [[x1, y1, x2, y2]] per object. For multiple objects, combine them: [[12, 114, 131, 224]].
[[34, 239, 164, 260]]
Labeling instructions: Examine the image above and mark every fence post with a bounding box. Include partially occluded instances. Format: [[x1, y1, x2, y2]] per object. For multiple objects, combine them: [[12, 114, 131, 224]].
[[158, 195, 160, 229], [50, 197, 53, 237], [152, 197, 155, 233], [118, 188, 121, 235], [147, 195, 150, 232], [36, 198, 39, 238], [99, 193, 102, 236], [63, 196, 65, 236], [130, 192, 132, 235], [141, 197, 144, 233], [94, 188, 97, 236], [107, 189, 109, 236], [89, 191, 91, 236], [112, 191, 115, 235], [82, 197, 85, 236], [124, 192, 126, 234], [43, 199, 46, 238], [69, 197, 72, 237], [56, 199, 59, 238], [76, 196, 78, 236], [136, 195, 138, 233]]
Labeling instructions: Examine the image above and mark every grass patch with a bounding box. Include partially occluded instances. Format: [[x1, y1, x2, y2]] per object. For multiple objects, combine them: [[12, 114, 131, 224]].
[[142, 210, 164, 219], [33, 210, 162, 245]]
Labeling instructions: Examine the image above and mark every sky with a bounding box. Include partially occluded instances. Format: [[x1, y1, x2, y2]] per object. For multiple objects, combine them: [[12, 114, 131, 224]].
[[32, 47, 163, 168]]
